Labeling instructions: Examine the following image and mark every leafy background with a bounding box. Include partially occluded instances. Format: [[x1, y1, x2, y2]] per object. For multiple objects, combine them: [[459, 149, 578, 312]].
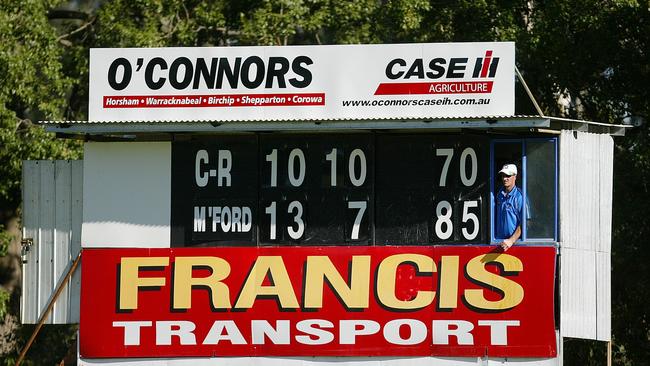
[[0, 0, 648, 364]]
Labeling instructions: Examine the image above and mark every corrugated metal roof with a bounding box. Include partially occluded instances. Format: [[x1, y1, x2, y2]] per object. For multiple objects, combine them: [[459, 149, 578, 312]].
[[40, 116, 556, 136], [38, 115, 542, 124], [38, 115, 630, 136]]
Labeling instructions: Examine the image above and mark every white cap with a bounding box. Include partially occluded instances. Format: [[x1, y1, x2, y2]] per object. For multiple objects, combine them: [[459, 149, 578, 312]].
[[499, 164, 517, 176]]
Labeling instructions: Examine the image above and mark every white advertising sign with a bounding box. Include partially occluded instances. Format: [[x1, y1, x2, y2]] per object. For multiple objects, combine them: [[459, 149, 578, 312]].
[[89, 42, 514, 122]]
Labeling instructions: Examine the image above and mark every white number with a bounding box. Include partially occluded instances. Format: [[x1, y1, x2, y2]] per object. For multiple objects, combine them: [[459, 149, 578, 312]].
[[461, 200, 479, 240], [348, 149, 367, 186], [195, 149, 209, 187], [287, 201, 305, 239], [348, 201, 367, 240], [265, 202, 277, 240], [265, 149, 278, 187], [326, 148, 337, 186], [434, 200, 453, 240], [436, 148, 454, 187], [460, 147, 477, 186], [288, 148, 306, 187]]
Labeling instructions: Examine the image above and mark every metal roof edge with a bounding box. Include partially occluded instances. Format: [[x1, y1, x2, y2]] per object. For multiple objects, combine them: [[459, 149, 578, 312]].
[[38, 115, 544, 124], [40, 116, 552, 136], [544, 115, 632, 129], [38, 115, 631, 137]]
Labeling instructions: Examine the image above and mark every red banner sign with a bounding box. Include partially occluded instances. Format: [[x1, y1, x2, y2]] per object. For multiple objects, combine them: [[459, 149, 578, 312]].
[[79, 246, 556, 358]]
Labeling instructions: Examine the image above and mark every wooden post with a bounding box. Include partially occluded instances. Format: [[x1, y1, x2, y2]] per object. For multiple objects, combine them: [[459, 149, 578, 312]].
[[15, 251, 82, 366], [607, 340, 612, 366]]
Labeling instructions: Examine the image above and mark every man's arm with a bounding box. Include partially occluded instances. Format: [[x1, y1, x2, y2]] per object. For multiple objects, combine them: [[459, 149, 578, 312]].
[[500, 225, 521, 251], [501, 188, 524, 251]]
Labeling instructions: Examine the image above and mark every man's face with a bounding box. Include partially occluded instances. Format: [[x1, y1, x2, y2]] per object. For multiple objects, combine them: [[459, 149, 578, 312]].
[[501, 173, 517, 192]]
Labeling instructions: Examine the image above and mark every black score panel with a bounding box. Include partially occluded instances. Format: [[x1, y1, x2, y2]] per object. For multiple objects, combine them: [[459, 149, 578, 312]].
[[171, 133, 489, 247], [437, 135, 489, 243], [375, 135, 435, 245], [259, 134, 373, 245], [171, 136, 258, 247], [375, 134, 489, 245]]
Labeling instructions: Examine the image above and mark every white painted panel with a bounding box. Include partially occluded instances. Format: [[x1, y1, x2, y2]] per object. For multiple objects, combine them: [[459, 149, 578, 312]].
[[559, 131, 613, 341], [82, 142, 171, 248], [21, 160, 83, 324], [598, 135, 613, 253], [585, 134, 599, 252], [21, 161, 40, 323], [54, 161, 72, 323], [69, 160, 83, 323], [560, 131, 604, 252], [38, 161, 55, 324], [560, 247, 597, 339], [596, 252, 611, 341], [559, 131, 577, 249]]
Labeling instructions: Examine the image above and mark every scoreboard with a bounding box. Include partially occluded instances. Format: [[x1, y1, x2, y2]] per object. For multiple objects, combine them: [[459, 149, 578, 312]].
[[76, 43, 562, 361], [171, 133, 490, 247]]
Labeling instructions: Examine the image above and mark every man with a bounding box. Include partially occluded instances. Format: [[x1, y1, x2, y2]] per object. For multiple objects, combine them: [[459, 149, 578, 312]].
[[496, 163, 523, 251]]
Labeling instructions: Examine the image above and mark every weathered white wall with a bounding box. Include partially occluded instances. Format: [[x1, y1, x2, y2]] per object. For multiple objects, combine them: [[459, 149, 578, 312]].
[[559, 130, 613, 341], [82, 142, 171, 248], [21, 160, 82, 324]]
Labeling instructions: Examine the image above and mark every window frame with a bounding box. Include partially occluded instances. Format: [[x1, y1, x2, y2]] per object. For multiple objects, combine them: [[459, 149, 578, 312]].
[[490, 137, 558, 243]]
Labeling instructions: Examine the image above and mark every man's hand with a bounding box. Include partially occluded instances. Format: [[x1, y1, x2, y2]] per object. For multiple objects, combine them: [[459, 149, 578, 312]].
[[500, 238, 514, 251]]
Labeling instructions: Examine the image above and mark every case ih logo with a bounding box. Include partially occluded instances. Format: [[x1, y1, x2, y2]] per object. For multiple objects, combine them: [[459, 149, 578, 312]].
[[375, 50, 499, 95]]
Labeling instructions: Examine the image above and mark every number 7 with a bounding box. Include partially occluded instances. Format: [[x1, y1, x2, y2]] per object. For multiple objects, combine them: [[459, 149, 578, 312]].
[[348, 201, 367, 240], [436, 148, 454, 187]]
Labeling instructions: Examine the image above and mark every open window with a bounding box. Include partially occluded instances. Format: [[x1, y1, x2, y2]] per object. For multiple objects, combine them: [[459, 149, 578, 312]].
[[491, 138, 558, 242]]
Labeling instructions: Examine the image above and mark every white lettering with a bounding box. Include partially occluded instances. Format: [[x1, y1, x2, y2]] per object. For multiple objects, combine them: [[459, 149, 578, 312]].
[[195, 150, 209, 187], [156, 321, 197, 345], [478, 320, 520, 346], [295, 319, 334, 345], [231, 206, 242, 232], [339, 320, 380, 344], [113, 321, 152, 346], [217, 150, 232, 187], [111, 319, 521, 347], [242, 207, 252, 232], [194, 206, 206, 232], [252, 320, 290, 345], [203, 320, 247, 345], [383, 319, 427, 345], [220, 207, 231, 233], [433, 320, 474, 345]]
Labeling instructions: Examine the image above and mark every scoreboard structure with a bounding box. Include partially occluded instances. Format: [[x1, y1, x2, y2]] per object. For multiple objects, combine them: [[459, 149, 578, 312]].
[[23, 43, 622, 366]]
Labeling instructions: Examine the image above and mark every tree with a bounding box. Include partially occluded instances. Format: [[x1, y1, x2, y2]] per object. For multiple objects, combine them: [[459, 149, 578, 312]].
[[0, 0, 84, 363], [1, 0, 648, 364]]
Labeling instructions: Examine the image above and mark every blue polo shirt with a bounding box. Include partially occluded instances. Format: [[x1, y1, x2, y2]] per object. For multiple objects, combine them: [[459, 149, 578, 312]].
[[496, 185, 523, 239]]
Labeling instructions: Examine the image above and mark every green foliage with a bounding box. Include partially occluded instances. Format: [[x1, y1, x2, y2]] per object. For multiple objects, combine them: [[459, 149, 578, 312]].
[[0, 1, 83, 364], [0, 287, 8, 320], [92, 0, 228, 47], [0, 225, 11, 257], [0, 119, 81, 209], [0, 0, 83, 210], [0, 0, 71, 119], [240, 0, 312, 45], [1, 324, 78, 366]]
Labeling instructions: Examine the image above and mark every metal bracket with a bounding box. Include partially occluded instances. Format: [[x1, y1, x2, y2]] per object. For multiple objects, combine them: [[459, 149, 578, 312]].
[[20, 238, 33, 264]]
